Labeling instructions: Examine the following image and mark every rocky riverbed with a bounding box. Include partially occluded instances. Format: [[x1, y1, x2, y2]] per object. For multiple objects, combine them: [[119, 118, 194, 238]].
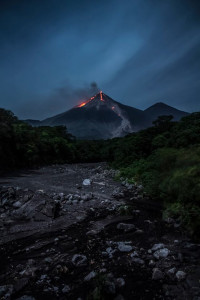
[[0, 163, 200, 300]]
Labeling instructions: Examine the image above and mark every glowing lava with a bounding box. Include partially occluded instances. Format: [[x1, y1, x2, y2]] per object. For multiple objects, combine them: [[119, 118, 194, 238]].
[[78, 102, 87, 107], [100, 91, 103, 101], [77, 91, 104, 108]]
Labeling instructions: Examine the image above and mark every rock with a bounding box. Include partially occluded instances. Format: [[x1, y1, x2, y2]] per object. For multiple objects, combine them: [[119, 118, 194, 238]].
[[104, 281, 116, 294], [151, 243, 165, 252], [16, 296, 36, 300], [134, 229, 144, 235], [176, 270, 186, 281], [82, 179, 91, 186], [132, 257, 145, 265], [86, 230, 98, 236], [118, 242, 133, 252], [130, 251, 139, 257], [44, 257, 53, 263], [72, 200, 78, 205], [14, 278, 29, 292], [153, 248, 169, 260], [117, 223, 135, 232], [62, 285, 70, 293], [40, 274, 47, 280], [167, 267, 176, 278], [72, 254, 87, 266], [0, 285, 13, 297], [149, 260, 155, 267], [84, 271, 96, 281], [152, 268, 164, 280], [13, 201, 22, 208], [116, 278, 125, 288]]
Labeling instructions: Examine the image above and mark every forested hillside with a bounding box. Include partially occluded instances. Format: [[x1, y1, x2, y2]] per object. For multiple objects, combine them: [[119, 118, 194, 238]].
[[0, 108, 200, 237]]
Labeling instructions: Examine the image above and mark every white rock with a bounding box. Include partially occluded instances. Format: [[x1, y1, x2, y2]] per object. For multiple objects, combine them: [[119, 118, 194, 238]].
[[153, 248, 169, 259], [82, 179, 91, 186]]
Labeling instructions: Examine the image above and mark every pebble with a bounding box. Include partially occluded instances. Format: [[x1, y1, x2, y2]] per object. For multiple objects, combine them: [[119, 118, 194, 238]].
[[151, 243, 165, 251], [176, 270, 186, 281], [152, 268, 164, 280], [82, 179, 91, 186], [117, 223, 135, 232], [153, 248, 170, 259], [118, 242, 133, 252], [72, 254, 87, 266], [62, 285, 70, 293], [84, 271, 96, 281]]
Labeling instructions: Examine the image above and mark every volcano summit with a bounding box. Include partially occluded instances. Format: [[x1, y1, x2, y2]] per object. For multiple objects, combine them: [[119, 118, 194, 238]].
[[26, 92, 188, 139]]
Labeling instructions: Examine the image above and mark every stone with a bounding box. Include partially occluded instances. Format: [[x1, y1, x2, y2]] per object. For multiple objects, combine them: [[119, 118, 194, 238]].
[[0, 285, 13, 297], [117, 223, 135, 232], [16, 296, 36, 300], [176, 270, 186, 281], [82, 179, 91, 186], [72, 254, 87, 266], [13, 201, 22, 208], [118, 242, 133, 252], [44, 257, 52, 263], [104, 281, 116, 294], [152, 268, 164, 280], [84, 271, 96, 281], [62, 285, 70, 293], [151, 243, 165, 252], [130, 251, 139, 257], [167, 267, 176, 278], [149, 260, 155, 267], [153, 248, 169, 260], [116, 278, 125, 287], [132, 258, 145, 265]]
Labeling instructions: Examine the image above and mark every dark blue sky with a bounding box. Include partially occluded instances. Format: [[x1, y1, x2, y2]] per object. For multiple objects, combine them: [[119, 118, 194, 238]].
[[0, 0, 200, 119]]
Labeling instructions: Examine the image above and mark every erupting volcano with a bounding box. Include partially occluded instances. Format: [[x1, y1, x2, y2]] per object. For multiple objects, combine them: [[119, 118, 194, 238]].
[[25, 92, 188, 140], [77, 91, 105, 108]]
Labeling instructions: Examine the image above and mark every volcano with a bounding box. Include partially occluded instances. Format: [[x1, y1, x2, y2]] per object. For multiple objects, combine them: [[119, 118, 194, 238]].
[[26, 92, 188, 139]]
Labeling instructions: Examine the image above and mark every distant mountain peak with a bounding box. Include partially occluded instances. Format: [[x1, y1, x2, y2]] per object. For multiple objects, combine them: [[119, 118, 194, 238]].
[[76, 91, 109, 108], [25, 93, 189, 139]]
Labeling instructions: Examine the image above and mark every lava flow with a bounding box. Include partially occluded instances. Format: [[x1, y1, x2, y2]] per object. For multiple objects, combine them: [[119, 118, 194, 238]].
[[100, 90, 103, 101], [77, 91, 104, 107]]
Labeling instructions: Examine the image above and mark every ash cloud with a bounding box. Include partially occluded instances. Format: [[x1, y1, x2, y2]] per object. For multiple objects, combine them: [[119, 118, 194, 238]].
[[20, 82, 100, 120]]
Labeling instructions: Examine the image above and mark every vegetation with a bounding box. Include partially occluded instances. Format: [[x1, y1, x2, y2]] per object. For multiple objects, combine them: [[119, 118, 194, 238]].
[[0, 108, 200, 238]]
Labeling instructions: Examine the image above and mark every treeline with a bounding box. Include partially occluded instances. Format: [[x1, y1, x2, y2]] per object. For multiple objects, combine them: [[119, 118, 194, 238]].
[[0, 108, 200, 237]]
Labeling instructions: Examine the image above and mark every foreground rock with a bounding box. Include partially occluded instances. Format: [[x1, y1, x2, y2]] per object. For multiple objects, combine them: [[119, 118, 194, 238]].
[[0, 163, 199, 300]]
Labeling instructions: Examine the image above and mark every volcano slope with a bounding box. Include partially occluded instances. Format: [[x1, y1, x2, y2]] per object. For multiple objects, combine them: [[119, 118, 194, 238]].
[[0, 163, 200, 300]]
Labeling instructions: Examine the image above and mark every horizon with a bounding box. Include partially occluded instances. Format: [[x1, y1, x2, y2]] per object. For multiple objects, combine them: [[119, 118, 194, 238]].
[[23, 91, 189, 122]]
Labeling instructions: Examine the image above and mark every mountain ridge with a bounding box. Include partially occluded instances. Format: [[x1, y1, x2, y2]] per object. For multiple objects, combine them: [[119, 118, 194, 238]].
[[25, 92, 189, 139]]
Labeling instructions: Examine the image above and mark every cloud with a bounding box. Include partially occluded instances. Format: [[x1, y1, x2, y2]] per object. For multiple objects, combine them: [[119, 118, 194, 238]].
[[18, 82, 100, 119]]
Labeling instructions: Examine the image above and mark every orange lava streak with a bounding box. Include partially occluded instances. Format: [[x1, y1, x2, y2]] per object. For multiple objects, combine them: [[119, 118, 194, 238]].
[[78, 102, 87, 107], [100, 91, 103, 101]]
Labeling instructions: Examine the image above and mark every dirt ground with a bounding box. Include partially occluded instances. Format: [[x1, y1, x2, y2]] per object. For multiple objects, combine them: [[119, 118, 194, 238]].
[[0, 163, 199, 300]]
